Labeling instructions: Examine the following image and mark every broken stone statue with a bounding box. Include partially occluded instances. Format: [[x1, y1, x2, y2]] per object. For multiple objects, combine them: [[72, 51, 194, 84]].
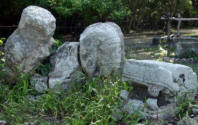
[[4, 6, 56, 82], [80, 22, 125, 77]]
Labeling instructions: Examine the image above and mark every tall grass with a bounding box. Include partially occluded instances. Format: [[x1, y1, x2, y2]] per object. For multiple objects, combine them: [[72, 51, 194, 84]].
[[0, 72, 138, 124]]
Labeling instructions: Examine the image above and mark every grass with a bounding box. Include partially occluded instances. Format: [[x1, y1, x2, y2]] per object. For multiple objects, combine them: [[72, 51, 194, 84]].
[[0, 37, 138, 124], [0, 70, 140, 124], [125, 44, 167, 61]]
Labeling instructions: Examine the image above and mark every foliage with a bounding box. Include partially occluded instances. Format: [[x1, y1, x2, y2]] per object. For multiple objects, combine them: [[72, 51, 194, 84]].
[[0, 70, 138, 124], [0, 38, 5, 46], [37, 63, 51, 76], [1, 0, 198, 34], [49, 39, 63, 55], [175, 94, 193, 120], [178, 50, 198, 58], [37, 39, 63, 76]]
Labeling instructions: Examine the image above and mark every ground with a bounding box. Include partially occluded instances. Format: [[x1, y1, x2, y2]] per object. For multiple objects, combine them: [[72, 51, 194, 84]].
[[124, 28, 198, 75]]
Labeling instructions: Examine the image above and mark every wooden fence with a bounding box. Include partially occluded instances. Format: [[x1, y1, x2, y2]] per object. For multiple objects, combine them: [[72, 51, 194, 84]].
[[161, 13, 198, 39]]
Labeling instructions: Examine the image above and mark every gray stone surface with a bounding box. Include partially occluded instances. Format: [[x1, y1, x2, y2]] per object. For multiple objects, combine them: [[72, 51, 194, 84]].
[[106, 22, 125, 62], [177, 117, 197, 125], [49, 42, 84, 89], [122, 59, 198, 101], [123, 99, 176, 121], [4, 6, 56, 76], [123, 99, 145, 115], [120, 90, 129, 101], [192, 108, 198, 115], [18, 6, 56, 41], [146, 98, 158, 110], [0, 120, 7, 125], [30, 74, 48, 93], [175, 41, 198, 57], [148, 103, 176, 120], [80, 22, 125, 77]]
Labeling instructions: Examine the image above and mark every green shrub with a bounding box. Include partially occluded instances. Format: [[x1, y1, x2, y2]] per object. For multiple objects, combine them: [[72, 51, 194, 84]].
[[0, 38, 5, 46], [175, 94, 193, 120], [179, 50, 198, 58]]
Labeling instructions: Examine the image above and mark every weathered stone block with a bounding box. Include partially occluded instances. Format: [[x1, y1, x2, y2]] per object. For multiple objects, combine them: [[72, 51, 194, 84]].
[[49, 42, 84, 89], [80, 22, 125, 77], [4, 6, 56, 77], [122, 59, 198, 100]]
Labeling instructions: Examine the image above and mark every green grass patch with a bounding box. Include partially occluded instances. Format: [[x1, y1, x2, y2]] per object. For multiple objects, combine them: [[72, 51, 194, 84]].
[[0, 72, 138, 124]]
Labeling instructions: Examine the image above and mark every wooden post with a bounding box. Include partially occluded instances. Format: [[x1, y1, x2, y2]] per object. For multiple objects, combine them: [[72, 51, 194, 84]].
[[167, 12, 171, 56], [167, 13, 171, 42], [160, 15, 198, 56], [177, 13, 181, 38]]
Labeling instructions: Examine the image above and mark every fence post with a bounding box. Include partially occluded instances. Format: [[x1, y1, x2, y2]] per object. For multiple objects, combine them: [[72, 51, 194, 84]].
[[167, 12, 171, 56], [177, 13, 181, 39]]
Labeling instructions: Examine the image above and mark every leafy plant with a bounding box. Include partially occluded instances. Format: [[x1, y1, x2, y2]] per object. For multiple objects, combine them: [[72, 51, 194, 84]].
[[179, 50, 198, 58], [175, 94, 193, 119], [0, 38, 5, 46], [49, 39, 63, 55], [0, 72, 139, 124], [37, 63, 51, 76]]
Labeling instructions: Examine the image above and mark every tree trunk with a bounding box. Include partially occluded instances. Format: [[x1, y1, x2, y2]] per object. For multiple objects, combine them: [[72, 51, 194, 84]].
[[191, 0, 198, 15], [169, 0, 177, 16], [126, 15, 133, 33], [132, 11, 137, 30]]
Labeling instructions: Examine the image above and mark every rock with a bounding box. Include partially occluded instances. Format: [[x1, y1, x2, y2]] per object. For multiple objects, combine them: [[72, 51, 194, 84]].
[[177, 117, 197, 125], [147, 85, 163, 97], [192, 108, 198, 115], [123, 99, 144, 115], [175, 58, 180, 63], [0, 120, 7, 125], [181, 58, 187, 63], [123, 99, 176, 121], [163, 57, 170, 62], [24, 122, 35, 125], [174, 58, 194, 64], [193, 117, 198, 122], [188, 58, 194, 63], [18, 6, 56, 41], [30, 74, 48, 93], [122, 59, 198, 102], [111, 109, 123, 121], [105, 22, 125, 62], [120, 90, 129, 101], [80, 22, 125, 77], [175, 41, 198, 57], [148, 103, 176, 120], [146, 98, 158, 110], [27, 95, 43, 102], [4, 6, 56, 79], [48, 42, 84, 89]]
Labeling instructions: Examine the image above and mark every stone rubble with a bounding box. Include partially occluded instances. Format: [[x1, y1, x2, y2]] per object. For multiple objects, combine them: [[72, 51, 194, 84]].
[[30, 74, 48, 93]]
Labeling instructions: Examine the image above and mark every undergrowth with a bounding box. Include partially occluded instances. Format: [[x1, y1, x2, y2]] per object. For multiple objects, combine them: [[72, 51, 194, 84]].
[[0, 37, 140, 124], [0, 37, 198, 124], [0, 71, 140, 124]]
